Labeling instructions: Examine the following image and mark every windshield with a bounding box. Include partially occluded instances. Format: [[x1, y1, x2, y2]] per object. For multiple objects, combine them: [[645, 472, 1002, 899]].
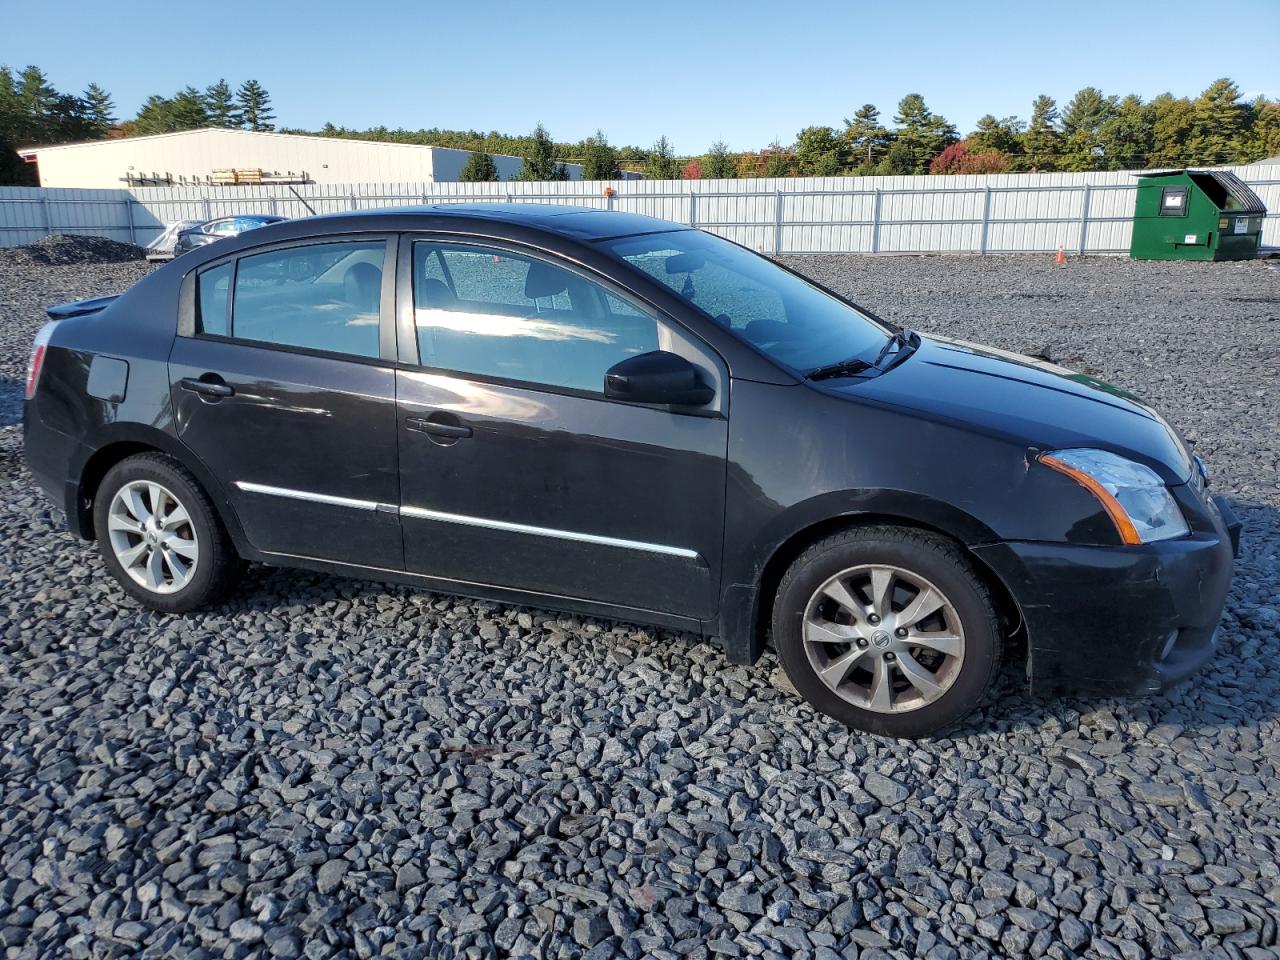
[[601, 230, 889, 372]]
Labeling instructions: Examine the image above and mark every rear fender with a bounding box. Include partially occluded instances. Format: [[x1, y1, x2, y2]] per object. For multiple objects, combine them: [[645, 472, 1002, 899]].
[[71, 423, 251, 556]]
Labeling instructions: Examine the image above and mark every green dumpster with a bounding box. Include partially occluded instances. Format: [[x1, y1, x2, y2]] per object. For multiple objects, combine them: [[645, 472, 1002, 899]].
[[1130, 169, 1266, 261]]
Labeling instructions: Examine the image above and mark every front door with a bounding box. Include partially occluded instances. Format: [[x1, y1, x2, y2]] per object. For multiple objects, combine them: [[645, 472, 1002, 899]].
[[170, 237, 403, 570], [395, 238, 727, 620]]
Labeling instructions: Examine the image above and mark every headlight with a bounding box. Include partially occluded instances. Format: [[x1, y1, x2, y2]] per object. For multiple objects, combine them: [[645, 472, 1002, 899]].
[[1039, 448, 1190, 545]]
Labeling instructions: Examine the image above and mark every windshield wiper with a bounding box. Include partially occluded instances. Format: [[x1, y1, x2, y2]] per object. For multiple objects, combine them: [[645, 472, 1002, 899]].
[[805, 328, 916, 382], [805, 356, 874, 381], [872, 326, 915, 369]]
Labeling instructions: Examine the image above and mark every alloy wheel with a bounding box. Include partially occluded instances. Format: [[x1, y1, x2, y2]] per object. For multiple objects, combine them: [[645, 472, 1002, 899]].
[[802, 563, 965, 714], [107, 480, 200, 594]]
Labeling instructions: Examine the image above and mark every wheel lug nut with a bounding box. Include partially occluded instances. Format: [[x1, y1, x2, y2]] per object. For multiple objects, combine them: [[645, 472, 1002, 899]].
[[885, 652, 896, 661], [868, 614, 881, 625], [895, 627, 908, 638], [856, 638, 868, 648]]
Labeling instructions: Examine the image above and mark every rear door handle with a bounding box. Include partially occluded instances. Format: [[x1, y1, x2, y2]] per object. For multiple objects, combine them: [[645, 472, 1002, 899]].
[[406, 417, 472, 439], [179, 376, 234, 398]]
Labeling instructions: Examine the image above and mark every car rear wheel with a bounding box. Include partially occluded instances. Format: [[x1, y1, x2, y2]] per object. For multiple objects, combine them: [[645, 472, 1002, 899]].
[[772, 525, 1001, 738], [94, 453, 241, 613]]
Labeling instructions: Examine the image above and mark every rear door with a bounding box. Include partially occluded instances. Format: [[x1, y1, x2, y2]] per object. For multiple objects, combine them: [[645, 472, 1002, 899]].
[[170, 236, 403, 569], [394, 237, 728, 620]]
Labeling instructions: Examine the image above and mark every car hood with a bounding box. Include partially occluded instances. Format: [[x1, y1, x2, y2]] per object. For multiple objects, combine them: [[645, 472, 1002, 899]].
[[824, 333, 1194, 482]]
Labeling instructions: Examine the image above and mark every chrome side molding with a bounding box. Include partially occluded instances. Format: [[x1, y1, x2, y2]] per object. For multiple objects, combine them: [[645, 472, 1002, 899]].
[[234, 481, 387, 513], [400, 505, 700, 560], [234, 481, 700, 561]]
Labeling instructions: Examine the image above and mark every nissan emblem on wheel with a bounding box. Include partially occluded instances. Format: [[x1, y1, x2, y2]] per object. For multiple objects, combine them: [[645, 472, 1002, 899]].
[[22, 205, 1241, 738]]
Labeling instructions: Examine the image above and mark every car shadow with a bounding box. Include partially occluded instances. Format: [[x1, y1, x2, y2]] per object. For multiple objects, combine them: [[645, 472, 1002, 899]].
[[0, 376, 23, 427], [218, 496, 1280, 740]]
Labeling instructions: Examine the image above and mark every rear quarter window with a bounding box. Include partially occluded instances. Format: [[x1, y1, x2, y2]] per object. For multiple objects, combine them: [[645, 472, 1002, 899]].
[[197, 263, 231, 335]]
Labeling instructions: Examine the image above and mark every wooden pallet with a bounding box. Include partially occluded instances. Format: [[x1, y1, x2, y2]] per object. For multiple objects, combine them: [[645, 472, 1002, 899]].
[[210, 168, 264, 185]]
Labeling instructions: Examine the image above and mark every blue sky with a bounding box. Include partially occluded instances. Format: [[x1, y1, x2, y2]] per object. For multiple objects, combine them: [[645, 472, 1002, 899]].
[[4, 0, 1278, 154]]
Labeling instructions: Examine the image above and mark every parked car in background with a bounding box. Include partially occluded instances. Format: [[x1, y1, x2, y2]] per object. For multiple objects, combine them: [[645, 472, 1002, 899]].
[[23, 205, 1240, 737], [145, 219, 203, 261], [173, 214, 287, 256]]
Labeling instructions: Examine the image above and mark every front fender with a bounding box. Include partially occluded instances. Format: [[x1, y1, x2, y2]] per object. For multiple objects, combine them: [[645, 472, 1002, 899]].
[[715, 487, 1002, 665]]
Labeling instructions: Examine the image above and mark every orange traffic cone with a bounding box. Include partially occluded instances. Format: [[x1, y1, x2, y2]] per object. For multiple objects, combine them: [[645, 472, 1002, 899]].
[[1055, 246, 1066, 265]]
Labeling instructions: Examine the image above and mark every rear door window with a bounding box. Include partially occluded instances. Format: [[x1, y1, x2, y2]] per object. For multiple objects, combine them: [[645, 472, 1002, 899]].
[[228, 241, 386, 359]]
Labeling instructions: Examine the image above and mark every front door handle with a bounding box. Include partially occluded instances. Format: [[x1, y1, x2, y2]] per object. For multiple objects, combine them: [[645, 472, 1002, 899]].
[[406, 417, 472, 440], [180, 376, 234, 398]]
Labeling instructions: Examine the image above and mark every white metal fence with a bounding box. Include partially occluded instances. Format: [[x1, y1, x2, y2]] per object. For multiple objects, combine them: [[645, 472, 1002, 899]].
[[2, 165, 1277, 255]]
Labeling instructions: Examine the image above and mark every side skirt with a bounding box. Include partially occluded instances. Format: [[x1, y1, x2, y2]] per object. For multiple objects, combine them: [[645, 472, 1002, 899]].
[[253, 549, 709, 637]]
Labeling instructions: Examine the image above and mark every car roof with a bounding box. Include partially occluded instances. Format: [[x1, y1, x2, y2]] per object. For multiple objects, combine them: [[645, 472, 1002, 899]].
[[266, 203, 689, 243]]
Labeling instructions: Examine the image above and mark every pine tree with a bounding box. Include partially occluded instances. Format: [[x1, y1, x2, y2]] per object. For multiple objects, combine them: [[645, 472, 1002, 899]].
[[49, 93, 92, 141], [133, 95, 175, 135], [236, 80, 275, 131], [1096, 95, 1153, 169], [172, 86, 209, 130], [843, 104, 888, 169], [760, 141, 793, 178], [1149, 93, 1195, 167], [16, 65, 58, 143], [1022, 95, 1061, 171], [876, 139, 914, 176], [793, 126, 842, 176], [703, 141, 737, 179], [969, 115, 1023, 157], [1060, 87, 1118, 170], [1240, 98, 1280, 163], [1187, 78, 1244, 165], [204, 79, 239, 128], [1061, 87, 1117, 138], [892, 94, 957, 173], [133, 89, 207, 135], [516, 123, 566, 180], [581, 129, 619, 180], [81, 83, 115, 138], [0, 67, 19, 145], [459, 150, 499, 181], [645, 135, 679, 180]]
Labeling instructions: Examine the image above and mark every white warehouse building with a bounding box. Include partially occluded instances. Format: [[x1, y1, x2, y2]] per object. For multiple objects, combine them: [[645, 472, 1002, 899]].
[[17, 128, 582, 188]]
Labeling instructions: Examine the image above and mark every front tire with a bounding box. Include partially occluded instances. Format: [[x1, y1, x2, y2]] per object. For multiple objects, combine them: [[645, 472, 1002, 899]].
[[772, 525, 1001, 738], [93, 453, 241, 613]]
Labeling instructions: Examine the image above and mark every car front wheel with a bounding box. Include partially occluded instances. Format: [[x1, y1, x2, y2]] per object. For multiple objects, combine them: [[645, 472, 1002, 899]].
[[772, 525, 1002, 738], [93, 453, 241, 613]]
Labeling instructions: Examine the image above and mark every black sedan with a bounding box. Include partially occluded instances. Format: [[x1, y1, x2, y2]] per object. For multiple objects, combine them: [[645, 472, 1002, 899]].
[[173, 214, 287, 256], [22, 205, 1240, 737]]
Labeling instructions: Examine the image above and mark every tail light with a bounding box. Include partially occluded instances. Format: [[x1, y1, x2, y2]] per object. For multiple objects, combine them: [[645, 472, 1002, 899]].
[[25, 322, 57, 400]]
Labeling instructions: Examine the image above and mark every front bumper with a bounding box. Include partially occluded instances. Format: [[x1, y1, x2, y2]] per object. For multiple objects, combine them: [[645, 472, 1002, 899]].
[[974, 496, 1238, 697]]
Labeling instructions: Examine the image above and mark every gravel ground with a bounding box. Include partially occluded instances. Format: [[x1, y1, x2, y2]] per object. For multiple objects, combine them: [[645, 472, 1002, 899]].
[[1, 252, 1279, 960], [0, 235, 146, 269]]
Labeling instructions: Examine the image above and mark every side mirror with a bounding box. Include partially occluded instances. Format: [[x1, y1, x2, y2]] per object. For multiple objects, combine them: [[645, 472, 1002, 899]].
[[604, 351, 715, 406]]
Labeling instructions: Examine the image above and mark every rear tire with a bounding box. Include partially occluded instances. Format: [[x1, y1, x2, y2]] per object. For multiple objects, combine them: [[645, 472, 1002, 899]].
[[772, 525, 1001, 738], [93, 453, 242, 613]]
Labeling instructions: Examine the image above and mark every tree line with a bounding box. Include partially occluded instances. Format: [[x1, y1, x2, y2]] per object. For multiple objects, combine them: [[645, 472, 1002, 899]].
[[308, 79, 1280, 181], [3, 64, 1277, 186], [0, 66, 276, 184]]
